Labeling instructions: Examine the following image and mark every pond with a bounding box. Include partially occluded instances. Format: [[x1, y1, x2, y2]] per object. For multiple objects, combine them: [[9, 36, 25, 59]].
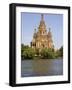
[[21, 59, 63, 77]]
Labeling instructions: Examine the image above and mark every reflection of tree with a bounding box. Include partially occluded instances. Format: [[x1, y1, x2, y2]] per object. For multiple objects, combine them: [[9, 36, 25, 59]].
[[33, 60, 50, 75]]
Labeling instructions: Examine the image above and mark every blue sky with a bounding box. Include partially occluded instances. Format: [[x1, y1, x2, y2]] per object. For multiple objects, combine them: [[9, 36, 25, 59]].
[[21, 13, 63, 49]]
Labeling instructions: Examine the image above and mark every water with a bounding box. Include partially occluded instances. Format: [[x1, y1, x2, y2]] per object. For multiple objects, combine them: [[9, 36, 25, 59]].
[[21, 59, 63, 77]]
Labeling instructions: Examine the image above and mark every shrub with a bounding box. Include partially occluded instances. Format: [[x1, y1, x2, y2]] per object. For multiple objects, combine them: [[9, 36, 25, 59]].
[[59, 46, 63, 57], [35, 48, 40, 56], [40, 48, 56, 59], [21, 45, 35, 59]]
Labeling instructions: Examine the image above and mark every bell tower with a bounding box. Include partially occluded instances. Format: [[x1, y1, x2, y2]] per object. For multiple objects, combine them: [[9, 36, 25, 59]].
[[47, 28, 53, 48], [38, 14, 47, 35]]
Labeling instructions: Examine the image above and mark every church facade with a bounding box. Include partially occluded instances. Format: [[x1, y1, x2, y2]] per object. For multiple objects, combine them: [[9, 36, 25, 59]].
[[31, 14, 54, 50]]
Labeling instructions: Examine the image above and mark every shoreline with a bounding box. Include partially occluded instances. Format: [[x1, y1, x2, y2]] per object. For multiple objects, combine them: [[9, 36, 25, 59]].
[[21, 57, 63, 61]]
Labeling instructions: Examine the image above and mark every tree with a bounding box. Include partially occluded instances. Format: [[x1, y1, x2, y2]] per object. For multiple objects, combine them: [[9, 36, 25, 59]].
[[21, 45, 35, 59], [40, 48, 56, 59], [59, 46, 63, 57], [21, 44, 29, 56], [35, 48, 40, 56]]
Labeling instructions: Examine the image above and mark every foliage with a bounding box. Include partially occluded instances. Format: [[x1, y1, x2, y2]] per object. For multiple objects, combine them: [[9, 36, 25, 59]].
[[59, 46, 63, 57], [21, 44, 29, 55], [55, 46, 63, 58], [40, 48, 56, 59], [35, 48, 40, 56], [21, 44, 35, 59], [21, 44, 63, 60]]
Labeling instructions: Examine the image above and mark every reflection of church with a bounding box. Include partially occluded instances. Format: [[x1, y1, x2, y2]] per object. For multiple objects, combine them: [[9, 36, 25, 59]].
[[31, 14, 54, 50]]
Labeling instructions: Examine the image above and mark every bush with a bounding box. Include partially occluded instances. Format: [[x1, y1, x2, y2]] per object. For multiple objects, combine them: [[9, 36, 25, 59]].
[[40, 48, 56, 59], [59, 46, 63, 57], [21, 45, 35, 59], [35, 48, 39, 56], [55, 46, 63, 58], [21, 44, 63, 60]]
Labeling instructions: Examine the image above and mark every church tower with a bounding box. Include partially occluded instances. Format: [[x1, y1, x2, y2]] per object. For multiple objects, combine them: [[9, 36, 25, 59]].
[[31, 14, 54, 50], [38, 14, 46, 35], [47, 28, 53, 48]]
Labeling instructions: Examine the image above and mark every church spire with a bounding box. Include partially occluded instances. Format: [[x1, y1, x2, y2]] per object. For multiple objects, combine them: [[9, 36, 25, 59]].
[[38, 14, 46, 32], [48, 27, 52, 38], [41, 14, 44, 21], [34, 28, 36, 33], [49, 27, 51, 32]]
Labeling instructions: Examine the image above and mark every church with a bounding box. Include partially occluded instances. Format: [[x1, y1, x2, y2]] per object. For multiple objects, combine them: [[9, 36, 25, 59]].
[[31, 14, 54, 50]]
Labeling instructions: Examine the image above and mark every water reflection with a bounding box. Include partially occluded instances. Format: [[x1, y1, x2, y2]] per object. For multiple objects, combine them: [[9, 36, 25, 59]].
[[21, 59, 63, 77], [33, 60, 51, 76]]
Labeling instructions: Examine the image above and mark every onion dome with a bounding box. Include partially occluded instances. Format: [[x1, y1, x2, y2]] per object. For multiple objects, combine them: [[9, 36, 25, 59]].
[[48, 28, 52, 37], [33, 28, 37, 38]]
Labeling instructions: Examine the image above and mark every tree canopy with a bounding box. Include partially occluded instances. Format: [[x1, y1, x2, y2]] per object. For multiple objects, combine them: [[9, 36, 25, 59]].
[[21, 44, 63, 60]]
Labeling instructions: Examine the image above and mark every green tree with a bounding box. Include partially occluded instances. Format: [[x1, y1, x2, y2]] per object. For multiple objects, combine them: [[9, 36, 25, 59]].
[[21, 44, 29, 56], [59, 46, 63, 57], [40, 48, 56, 59], [21, 45, 35, 59], [35, 48, 40, 56]]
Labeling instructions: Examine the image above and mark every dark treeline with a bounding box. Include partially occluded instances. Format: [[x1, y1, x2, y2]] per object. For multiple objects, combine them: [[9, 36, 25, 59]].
[[21, 44, 63, 60]]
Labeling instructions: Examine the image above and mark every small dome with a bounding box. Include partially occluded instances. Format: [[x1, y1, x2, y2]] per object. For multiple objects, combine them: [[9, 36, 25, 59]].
[[48, 28, 52, 37], [33, 33, 37, 38]]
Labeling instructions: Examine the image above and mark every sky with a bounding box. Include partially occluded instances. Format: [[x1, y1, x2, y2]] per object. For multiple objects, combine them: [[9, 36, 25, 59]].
[[21, 12, 63, 49]]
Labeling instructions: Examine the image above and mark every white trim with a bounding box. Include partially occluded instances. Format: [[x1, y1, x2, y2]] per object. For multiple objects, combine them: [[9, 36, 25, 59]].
[[16, 6, 68, 84]]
